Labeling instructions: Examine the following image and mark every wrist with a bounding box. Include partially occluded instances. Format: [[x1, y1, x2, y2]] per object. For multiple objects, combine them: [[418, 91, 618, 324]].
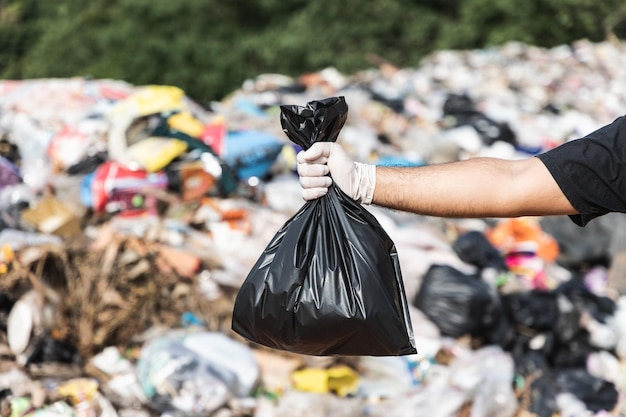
[[353, 162, 376, 205]]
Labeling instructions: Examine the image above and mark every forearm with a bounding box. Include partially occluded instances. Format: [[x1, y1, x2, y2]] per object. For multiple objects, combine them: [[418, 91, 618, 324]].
[[372, 157, 577, 218]]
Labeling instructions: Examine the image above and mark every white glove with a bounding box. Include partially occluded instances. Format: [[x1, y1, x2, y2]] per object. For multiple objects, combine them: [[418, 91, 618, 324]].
[[296, 142, 376, 204]]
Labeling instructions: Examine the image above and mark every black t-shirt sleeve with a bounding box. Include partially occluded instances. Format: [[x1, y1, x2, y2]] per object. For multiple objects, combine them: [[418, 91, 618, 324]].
[[536, 115, 626, 227]]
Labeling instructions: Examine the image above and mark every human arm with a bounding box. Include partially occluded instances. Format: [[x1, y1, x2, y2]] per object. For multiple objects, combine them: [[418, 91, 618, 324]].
[[372, 157, 576, 218], [296, 142, 577, 219]]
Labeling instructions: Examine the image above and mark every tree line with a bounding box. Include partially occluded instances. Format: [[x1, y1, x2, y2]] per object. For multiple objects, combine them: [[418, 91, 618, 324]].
[[1, 0, 624, 103]]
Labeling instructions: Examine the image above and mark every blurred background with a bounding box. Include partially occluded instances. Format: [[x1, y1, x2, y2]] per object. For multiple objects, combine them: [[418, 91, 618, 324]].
[[3, 2, 626, 417], [2, 0, 625, 103]]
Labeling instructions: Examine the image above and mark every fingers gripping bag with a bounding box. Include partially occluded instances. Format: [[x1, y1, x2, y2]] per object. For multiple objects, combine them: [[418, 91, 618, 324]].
[[232, 96, 417, 356]]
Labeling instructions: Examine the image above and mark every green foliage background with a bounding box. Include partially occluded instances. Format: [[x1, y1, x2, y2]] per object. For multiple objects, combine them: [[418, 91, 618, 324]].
[[1, 0, 625, 103]]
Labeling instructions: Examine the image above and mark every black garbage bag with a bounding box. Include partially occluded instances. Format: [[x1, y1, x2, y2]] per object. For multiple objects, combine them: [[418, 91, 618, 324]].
[[556, 275, 616, 323], [231, 97, 416, 356], [442, 93, 517, 146], [501, 288, 600, 368], [25, 336, 82, 366], [550, 329, 598, 368], [514, 350, 550, 378], [502, 290, 560, 331], [412, 264, 505, 341], [527, 372, 559, 417], [555, 368, 619, 412], [452, 230, 507, 271]]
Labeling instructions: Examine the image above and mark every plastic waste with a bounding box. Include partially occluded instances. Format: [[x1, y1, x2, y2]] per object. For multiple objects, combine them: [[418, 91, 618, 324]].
[[485, 218, 559, 289], [151, 117, 239, 196], [9, 112, 53, 191], [291, 365, 359, 397], [86, 161, 168, 215], [166, 159, 218, 201], [167, 110, 206, 138], [90, 346, 135, 376], [356, 355, 420, 400], [7, 298, 34, 355], [57, 378, 99, 404], [0, 155, 21, 189], [112, 85, 187, 118], [441, 93, 517, 147], [0, 368, 36, 395], [0, 229, 62, 252], [413, 264, 505, 343], [7, 290, 54, 363], [124, 137, 188, 172], [19, 400, 76, 417], [450, 346, 517, 417], [136, 330, 259, 415], [258, 174, 301, 214], [89, 346, 147, 408], [136, 339, 229, 414], [555, 393, 591, 417], [452, 230, 508, 272], [66, 151, 107, 175], [555, 368, 618, 413], [232, 96, 416, 356], [525, 373, 559, 417], [9, 397, 31, 417], [106, 85, 239, 197], [47, 121, 106, 170], [487, 218, 559, 262], [614, 296, 626, 359], [180, 331, 260, 397], [199, 117, 227, 156], [500, 282, 611, 369], [586, 351, 621, 387], [222, 130, 284, 180], [25, 336, 82, 366], [364, 364, 468, 417]]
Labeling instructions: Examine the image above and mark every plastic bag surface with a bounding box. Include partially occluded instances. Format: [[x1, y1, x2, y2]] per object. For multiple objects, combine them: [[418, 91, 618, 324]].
[[413, 264, 502, 339], [232, 96, 416, 356]]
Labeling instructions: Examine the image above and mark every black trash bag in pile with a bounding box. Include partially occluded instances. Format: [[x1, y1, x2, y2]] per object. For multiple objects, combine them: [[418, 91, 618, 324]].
[[526, 372, 559, 417], [501, 290, 563, 358], [501, 280, 609, 369], [525, 367, 619, 417], [550, 277, 615, 368], [556, 275, 616, 323], [452, 230, 507, 271], [412, 264, 509, 344], [232, 96, 416, 356], [555, 368, 619, 413], [442, 93, 517, 146]]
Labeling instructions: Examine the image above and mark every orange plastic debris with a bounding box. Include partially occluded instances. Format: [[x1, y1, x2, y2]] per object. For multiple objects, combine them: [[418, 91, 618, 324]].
[[485, 217, 559, 262]]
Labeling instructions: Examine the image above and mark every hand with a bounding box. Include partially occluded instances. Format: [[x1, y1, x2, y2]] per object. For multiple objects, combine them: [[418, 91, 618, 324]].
[[296, 142, 376, 204]]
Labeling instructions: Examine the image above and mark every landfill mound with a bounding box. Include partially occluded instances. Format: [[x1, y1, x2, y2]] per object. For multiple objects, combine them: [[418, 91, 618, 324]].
[[1, 38, 626, 417]]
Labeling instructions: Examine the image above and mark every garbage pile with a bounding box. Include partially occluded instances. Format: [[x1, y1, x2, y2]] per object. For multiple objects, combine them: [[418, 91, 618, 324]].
[[1, 38, 626, 417]]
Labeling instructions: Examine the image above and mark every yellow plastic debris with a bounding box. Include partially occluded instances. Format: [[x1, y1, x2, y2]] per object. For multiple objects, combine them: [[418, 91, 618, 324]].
[[168, 111, 205, 138], [291, 365, 359, 397], [1, 244, 14, 262], [122, 85, 186, 117], [126, 137, 188, 172], [280, 144, 297, 170], [57, 378, 99, 405]]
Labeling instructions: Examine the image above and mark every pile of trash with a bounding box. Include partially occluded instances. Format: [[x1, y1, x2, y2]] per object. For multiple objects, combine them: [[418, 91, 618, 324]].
[[1, 37, 626, 417]]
